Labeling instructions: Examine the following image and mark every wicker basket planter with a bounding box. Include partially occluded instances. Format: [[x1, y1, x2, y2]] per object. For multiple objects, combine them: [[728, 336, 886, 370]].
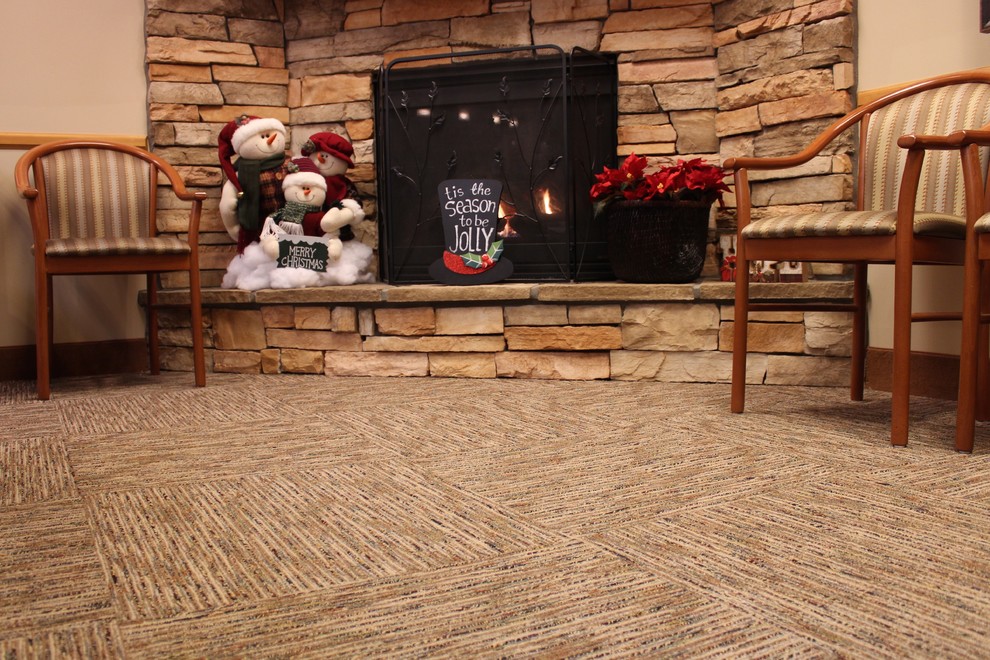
[[604, 198, 713, 283]]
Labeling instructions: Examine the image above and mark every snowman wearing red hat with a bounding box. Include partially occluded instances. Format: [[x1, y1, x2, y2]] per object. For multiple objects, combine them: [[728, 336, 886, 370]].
[[300, 132, 365, 240], [218, 115, 292, 252], [258, 157, 345, 262]]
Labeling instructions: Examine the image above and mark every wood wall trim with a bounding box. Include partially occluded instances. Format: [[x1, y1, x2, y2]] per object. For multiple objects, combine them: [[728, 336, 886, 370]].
[[0, 132, 147, 150], [866, 347, 959, 401], [0, 339, 149, 381], [856, 66, 990, 106]]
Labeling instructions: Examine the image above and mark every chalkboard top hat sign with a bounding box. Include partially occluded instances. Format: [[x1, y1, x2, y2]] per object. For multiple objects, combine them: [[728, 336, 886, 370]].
[[429, 179, 513, 284]]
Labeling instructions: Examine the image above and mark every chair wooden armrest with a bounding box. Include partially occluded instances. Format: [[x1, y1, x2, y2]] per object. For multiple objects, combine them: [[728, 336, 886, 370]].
[[897, 128, 990, 150], [722, 96, 885, 173], [947, 127, 990, 147], [897, 133, 966, 150], [153, 155, 207, 201], [14, 162, 38, 199], [723, 122, 852, 172]]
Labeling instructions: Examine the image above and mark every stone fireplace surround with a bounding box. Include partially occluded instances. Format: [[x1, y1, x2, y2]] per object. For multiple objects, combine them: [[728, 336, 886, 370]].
[[146, 0, 856, 384]]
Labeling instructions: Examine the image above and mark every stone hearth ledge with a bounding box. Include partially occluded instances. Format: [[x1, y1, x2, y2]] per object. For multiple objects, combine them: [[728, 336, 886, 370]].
[[154, 281, 854, 307], [149, 280, 855, 385]]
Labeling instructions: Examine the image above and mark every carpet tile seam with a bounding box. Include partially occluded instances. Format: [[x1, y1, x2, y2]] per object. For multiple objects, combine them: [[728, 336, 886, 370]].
[[595, 507, 990, 657], [113, 539, 714, 657], [594, 529, 937, 659], [80, 462, 572, 622], [554, 531, 846, 658]]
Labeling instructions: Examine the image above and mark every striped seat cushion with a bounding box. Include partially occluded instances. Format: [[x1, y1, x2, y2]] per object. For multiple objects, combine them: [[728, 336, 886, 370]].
[[742, 210, 966, 240], [45, 236, 191, 257], [40, 147, 152, 240], [975, 213, 990, 234]]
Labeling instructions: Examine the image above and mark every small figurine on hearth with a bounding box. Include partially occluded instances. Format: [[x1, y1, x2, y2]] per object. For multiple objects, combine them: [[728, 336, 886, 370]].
[[300, 131, 365, 241]]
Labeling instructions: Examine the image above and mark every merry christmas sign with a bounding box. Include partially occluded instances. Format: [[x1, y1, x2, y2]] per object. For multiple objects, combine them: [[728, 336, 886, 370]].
[[277, 234, 330, 272], [429, 179, 513, 284]]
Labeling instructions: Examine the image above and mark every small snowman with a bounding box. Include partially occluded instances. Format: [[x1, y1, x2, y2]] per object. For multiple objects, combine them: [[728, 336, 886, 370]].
[[300, 132, 365, 240], [259, 158, 345, 262], [218, 115, 292, 252]]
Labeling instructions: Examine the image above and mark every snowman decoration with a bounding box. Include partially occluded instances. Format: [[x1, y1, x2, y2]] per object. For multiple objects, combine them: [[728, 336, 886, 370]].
[[259, 158, 345, 261], [300, 132, 365, 241], [222, 156, 376, 290], [218, 115, 291, 252]]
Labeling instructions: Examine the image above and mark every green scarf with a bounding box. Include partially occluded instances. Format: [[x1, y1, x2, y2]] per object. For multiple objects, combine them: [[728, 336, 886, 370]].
[[272, 201, 321, 227], [235, 153, 287, 231]]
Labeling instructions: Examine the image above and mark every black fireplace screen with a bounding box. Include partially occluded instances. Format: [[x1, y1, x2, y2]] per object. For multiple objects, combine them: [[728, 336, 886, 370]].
[[375, 46, 618, 283]]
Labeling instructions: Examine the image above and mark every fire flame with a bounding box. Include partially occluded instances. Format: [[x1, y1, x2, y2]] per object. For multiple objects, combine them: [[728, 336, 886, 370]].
[[498, 201, 519, 238]]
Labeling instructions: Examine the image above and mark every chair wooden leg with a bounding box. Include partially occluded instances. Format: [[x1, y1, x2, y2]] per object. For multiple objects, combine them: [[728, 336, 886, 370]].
[[188, 266, 206, 388], [890, 253, 913, 447], [977, 261, 990, 423], [730, 260, 750, 414], [35, 273, 52, 401], [977, 322, 990, 422], [147, 273, 160, 376], [956, 244, 982, 453], [850, 263, 868, 401]]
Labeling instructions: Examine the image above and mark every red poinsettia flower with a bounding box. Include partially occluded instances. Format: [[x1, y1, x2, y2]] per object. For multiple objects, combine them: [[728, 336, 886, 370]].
[[681, 157, 731, 197], [590, 154, 729, 208], [590, 153, 650, 201], [618, 153, 648, 182]]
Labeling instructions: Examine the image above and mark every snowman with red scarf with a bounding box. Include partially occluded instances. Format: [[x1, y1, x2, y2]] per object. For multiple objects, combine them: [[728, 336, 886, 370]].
[[300, 132, 365, 241]]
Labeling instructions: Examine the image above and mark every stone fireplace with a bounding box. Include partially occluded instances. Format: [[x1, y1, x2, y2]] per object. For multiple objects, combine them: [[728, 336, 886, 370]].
[[147, 0, 856, 288], [146, 0, 858, 384]]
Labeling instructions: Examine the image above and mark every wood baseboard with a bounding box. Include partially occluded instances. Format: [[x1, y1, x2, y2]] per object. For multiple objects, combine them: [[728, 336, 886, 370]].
[[0, 339, 149, 381], [866, 347, 960, 401]]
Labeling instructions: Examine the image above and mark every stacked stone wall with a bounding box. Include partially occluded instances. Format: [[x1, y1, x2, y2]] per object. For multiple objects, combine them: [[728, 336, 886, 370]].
[[146, 0, 857, 385], [144, 0, 856, 287], [157, 282, 853, 384]]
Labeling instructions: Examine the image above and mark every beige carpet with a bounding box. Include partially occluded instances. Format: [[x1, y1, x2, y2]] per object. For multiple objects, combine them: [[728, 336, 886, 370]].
[[2, 372, 990, 658]]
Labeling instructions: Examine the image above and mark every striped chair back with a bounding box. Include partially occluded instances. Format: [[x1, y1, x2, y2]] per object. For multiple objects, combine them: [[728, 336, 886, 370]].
[[863, 82, 990, 216], [39, 147, 153, 240]]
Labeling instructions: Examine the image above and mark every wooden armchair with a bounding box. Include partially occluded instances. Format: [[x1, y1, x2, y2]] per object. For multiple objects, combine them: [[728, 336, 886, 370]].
[[932, 126, 990, 452], [724, 70, 990, 447], [14, 140, 207, 400]]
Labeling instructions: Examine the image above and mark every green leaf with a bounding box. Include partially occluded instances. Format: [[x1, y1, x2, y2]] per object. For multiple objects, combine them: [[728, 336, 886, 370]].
[[487, 240, 504, 261], [592, 198, 612, 219], [461, 252, 483, 269]]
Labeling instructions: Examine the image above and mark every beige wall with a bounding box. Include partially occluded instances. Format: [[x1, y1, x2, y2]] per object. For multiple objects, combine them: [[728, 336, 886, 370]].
[[859, 0, 990, 353], [0, 1, 147, 347], [0, 1, 987, 354]]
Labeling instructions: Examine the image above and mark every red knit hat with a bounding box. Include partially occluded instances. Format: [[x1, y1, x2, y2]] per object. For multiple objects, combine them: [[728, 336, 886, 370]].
[[300, 132, 354, 168], [283, 158, 327, 192], [217, 115, 287, 192]]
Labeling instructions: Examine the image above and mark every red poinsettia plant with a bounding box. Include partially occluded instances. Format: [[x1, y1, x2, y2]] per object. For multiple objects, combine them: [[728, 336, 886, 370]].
[[590, 154, 730, 211]]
